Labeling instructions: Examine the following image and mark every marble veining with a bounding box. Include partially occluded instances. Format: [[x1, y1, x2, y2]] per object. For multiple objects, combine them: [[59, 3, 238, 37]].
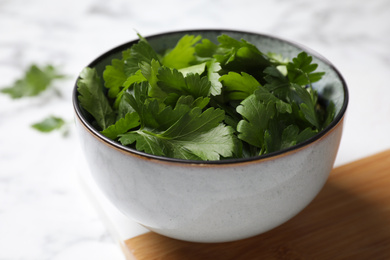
[[1, 0, 389, 259]]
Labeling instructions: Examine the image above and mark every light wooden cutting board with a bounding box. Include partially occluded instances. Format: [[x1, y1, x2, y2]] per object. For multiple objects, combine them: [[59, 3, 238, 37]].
[[121, 150, 390, 260]]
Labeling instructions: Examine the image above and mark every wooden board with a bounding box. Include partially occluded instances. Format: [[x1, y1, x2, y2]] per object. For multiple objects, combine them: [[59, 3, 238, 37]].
[[122, 150, 390, 260]]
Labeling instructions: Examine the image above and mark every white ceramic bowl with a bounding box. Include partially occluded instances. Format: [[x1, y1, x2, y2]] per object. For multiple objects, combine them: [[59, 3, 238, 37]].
[[73, 29, 348, 243]]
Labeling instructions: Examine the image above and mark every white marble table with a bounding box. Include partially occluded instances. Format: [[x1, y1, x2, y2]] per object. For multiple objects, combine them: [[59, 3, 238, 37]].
[[1, 0, 390, 259]]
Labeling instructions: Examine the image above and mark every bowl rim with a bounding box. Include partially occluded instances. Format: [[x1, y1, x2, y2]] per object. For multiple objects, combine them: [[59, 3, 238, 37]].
[[72, 28, 349, 165]]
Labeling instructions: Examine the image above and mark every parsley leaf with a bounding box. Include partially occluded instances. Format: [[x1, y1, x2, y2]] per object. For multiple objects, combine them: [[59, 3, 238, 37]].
[[264, 123, 318, 153], [116, 80, 235, 161], [119, 130, 166, 157], [119, 107, 235, 160], [263, 66, 291, 99], [255, 88, 292, 114], [215, 35, 271, 80], [263, 66, 320, 128], [220, 71, 261, 101], [31, 116, 65, 133], [206, 59, 223, 96], [157, 67, 211, 99], [195, 38, 219, 58], [114, 69, 146, 108], [236, 93, 275, 150], [124, 39, 160, 76], [287, 52, 325, 86], [124, 82, 161, 129], [77, 67, 116, 130], [166, 124, 236, 160], [1, 64, 65, 99], [162, 35, 202, 69], [179, 62, 207, 77], [161, 107, 224, 139], [103, 58, 127, 99], [101, 112, 140, 139], [289, 83, 319, 128]]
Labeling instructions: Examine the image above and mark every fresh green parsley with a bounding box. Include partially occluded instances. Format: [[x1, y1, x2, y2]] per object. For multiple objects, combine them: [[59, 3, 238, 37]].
[[1, 64, 69, 134], [1, 64, 65, 99], [31, 116, 65, 132], [77, 34, 335, 160]]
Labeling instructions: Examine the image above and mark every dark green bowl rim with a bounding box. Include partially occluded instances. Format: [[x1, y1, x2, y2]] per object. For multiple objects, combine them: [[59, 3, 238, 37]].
[[72, 29, 349, 165]]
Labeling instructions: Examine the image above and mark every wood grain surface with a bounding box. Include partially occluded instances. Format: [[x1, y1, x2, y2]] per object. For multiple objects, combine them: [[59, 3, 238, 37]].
[[123, 150, 390, 260]]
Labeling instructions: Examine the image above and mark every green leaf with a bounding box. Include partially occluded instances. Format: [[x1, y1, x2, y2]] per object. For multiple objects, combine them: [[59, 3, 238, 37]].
[[119, 107, 236, 161], [236, 94, 275, 148], [167, 124, 236, 160], [296, 127, 318, 143], [280, 124, 299, 149], [264, 124, 318, 153], [31, 116, 65, 132], [254, 88, 292, 114], [289, 83, 319, 128], [1, 64, 65, 99], [124, 69, 147, 88], [139, 60, 160, 88], [125, 82, 160, 129], [263, 119, 280, 154], [154, 97, 192, 130], [300, 103, 318, 128], [179, 62, 207, 77], [220, 71, 261, 101], [103, 59, 127, 98], [287, 52, 325, 86], [117, 92, 136, 119], [215, 35, 271, 79], [321, 101, 336, 128], [157, 66, 186, 95], [119, 130, 165, 157], [214, 34, 242, 65], [113, 69, 146, 108], [125, 84, 209, 132], [161, 107, 224, 139], [101, 112, 140, 139], [263, 66, 291, 99], [124, 39, 160, 75], [119, 90, 235, 160], [157, 67, 211, 99], [162, 35, 202, 69], [138, 59, 168, 101], [195, 38, 218, 58], [206, 59, 223, 96], [267, 52, 289, 65], [184, 73, 211, 97], [263, 63, 320, 129], [77, 67, 116, 130]]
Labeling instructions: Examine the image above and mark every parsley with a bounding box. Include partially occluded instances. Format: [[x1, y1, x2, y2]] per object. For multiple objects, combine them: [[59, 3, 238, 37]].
[[31, 116, 65, 132], [77, 67, 116, 130], [1, 64, 65, 99], [1, 64, 70, 134], [77, 33, 335, 161], [162, 35, 202, 69]]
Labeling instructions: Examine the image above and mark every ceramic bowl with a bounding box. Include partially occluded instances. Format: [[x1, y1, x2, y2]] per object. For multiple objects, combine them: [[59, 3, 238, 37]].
[[73, 29, 348, 243]]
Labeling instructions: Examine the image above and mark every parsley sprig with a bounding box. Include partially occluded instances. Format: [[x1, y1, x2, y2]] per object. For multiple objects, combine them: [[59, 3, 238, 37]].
[[1, 64, 69, 134], [77, 34, 335, 160], [1, 64, 65, 99]]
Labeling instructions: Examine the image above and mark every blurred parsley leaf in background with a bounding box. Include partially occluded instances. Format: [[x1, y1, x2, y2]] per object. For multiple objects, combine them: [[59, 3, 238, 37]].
[[1, 64, 69, 134], [31, 116, 65, 133], [1, 64, 65, 99]]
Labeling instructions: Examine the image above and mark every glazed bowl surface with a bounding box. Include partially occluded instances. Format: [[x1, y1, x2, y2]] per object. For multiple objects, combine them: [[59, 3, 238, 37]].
[[73, 29, 348, 243]]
